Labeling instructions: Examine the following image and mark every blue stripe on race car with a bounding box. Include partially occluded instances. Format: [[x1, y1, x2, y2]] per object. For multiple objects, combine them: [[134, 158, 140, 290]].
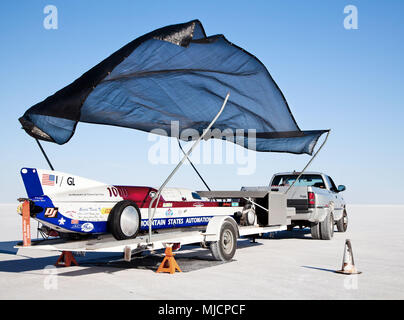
[[20, 168, 44, 198], [30, 196, 107, 234]]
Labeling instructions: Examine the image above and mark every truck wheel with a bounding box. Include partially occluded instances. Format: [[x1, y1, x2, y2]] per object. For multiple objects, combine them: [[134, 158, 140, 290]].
[[108, 200, 141, 240], [310, 222, 320, 239], [319, 212, 334, 240], [336, 210, 348, 232], [209, 221, 237, 261]]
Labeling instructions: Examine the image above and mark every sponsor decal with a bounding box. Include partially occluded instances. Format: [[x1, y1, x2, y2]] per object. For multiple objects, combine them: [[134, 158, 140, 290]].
[[67, 177, 75, 186], [231, 202, 239, 207], [58, 217, 66, 225], [44, 207, 58, 218], [101, 208, 112, 215], [81, 223, 94, 232], [165, 208, 174, 217], [222, 202, 231, 207], [193, 203, 204, 207], [71, 219, 79, 224], [65, 210, 77, 215], [163, 203, 172, 208], [42, 174, 56, 186]]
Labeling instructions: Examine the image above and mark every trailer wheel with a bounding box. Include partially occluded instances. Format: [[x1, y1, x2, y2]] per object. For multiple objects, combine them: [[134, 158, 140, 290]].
[[310, 222, 320, 239], [336, 210, 348, 232], [209, 221, 237, 261], [108, 200, 141, 240], [319, 211, 334, 240]]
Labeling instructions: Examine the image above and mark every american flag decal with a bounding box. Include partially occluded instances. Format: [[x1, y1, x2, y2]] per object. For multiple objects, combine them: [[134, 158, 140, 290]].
[[44, 208, 58, 218], [42, 174, 55, 186]]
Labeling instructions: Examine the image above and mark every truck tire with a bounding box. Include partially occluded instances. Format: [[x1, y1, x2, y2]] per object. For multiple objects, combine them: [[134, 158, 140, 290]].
[[209, 221, 238, 261], [108, 200, 141, 240], [310, 222, 320, 239], [336, 210, 348, 232], [319, 211, 334, 240]]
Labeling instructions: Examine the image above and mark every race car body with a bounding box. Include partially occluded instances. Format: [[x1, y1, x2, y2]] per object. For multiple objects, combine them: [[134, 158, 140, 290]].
[[19, 168, 243, 239]]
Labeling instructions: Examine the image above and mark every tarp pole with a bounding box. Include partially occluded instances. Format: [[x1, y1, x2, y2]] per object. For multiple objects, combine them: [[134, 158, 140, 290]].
[[147, 92, 230, 243], [285, 130, 330, 194], [35, 138, 55, 171], [177, 138, 211, 191]]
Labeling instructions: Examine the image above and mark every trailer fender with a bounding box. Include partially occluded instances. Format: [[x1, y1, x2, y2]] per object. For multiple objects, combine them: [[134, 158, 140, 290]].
[[204, 216, 239, 242]]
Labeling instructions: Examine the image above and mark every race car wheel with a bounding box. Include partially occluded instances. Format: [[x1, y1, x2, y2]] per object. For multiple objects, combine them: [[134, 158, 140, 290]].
[[209, 221, 237, 261], [108, 201, 141, 240], [336, 210, 348, 232]]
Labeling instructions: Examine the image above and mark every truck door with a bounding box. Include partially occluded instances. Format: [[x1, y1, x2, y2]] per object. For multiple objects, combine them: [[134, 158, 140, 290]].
[[325, 175, 343, 212]]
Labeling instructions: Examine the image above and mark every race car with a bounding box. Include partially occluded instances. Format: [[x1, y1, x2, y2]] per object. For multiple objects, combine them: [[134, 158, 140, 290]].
[[18, 167, 245, 240]]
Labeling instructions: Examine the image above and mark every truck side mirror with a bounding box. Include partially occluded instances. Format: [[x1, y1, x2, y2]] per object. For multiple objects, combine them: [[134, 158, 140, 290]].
[[337, 185, 346, 192]]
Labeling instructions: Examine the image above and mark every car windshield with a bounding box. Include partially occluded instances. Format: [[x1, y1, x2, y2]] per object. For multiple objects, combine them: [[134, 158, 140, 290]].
[[271, 174, 325, 188]]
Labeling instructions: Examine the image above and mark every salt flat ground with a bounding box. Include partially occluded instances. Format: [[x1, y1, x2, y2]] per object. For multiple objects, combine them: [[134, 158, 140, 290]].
[[0, 204, 403, 299]]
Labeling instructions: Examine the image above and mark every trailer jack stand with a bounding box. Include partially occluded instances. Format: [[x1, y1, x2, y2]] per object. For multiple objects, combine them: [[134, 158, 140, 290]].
[[156, 245, 182, 274], [55, 251, 79, 267]]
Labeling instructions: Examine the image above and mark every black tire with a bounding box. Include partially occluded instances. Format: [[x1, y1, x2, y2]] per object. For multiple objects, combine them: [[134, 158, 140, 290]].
[[310, 222, 320, 239], [108, 200, 141, 240], [209, 221, 238, 261], [336, 210, 348, 232], [319, 211, 334, 240]]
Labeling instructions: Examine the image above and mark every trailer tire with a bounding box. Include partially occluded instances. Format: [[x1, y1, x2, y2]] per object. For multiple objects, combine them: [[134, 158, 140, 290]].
[[108, 200, 141, 240], [310, 222, 320, 239], [209, 221, 237, 262], [336, 210, 348, 232], [319, 211, 334, 240]]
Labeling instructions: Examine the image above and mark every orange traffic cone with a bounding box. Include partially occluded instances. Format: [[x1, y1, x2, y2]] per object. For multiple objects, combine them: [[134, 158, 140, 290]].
[[156, 244, 182, 274], [55, 251, 79, 267], [336, 239, 361, 275]]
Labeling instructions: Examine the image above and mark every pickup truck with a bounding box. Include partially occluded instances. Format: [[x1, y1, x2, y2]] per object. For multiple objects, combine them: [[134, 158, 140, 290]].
[[242, 172, 347, 240]]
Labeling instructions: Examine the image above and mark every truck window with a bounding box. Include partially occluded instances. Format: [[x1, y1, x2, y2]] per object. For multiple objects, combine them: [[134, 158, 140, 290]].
[[271, 174, 325, 188], [325, 176, 338, 192]]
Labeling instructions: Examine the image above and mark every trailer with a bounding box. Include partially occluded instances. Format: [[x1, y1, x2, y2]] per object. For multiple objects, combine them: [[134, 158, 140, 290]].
[[16, 191, 295, 263]]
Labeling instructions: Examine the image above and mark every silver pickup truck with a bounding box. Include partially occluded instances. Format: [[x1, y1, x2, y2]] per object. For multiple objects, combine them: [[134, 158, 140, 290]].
[[242, 172, 347, 240]]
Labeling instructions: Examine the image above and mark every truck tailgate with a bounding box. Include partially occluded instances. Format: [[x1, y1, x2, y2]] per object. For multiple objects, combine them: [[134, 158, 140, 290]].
[[270, 186, 309, 212]]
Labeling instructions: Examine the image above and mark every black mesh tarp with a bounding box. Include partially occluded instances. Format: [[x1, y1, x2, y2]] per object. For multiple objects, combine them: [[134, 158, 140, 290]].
[[19, 20, 328, 154]]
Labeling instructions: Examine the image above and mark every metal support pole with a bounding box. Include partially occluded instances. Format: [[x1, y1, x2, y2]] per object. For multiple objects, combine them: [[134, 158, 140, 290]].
[[177, 138, 211, 191], [147, 92, 230, 243], [285, 130, 330, 194], [35, 138, 55, 171]]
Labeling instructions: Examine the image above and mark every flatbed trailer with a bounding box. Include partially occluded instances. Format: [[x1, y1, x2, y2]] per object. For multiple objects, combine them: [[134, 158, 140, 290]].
[[16, 190, 295, 263]]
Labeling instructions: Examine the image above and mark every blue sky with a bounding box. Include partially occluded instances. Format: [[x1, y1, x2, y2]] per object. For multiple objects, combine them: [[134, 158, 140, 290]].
[[0, 0, 403, 204]]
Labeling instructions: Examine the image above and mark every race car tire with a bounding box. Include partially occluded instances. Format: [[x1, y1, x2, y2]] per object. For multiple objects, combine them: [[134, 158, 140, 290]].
[[108, 200, 141, 240], [319, 211, 334, 240], [336, 210, 348, 232], [310, 222, 320, 239], [209, 221, 237, 261]]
